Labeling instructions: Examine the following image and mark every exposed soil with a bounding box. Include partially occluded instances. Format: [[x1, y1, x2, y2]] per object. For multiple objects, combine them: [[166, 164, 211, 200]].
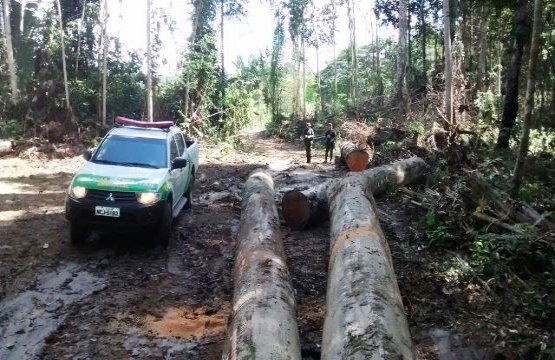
[[0, 131, 548, 359]]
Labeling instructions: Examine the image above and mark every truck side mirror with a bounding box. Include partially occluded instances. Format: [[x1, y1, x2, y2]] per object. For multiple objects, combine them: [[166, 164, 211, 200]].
[[83, 149, 92, 161], [171, 157, 188, 169]]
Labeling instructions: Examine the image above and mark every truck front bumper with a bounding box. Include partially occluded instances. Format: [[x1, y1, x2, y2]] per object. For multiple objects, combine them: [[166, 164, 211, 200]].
[[65, 196, 166, 230]]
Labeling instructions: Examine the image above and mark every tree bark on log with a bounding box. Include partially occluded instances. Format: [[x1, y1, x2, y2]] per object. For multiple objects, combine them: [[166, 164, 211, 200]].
[[322, 174, 415, 359], [222, 169, 301, 360], [341, 142, 370, 172], [281, 157, 427, 229]]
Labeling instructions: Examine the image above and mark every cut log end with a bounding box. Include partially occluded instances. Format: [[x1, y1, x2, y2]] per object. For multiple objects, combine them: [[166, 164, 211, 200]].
[[281, 191, 310, 229], [345, 151, 369, 172], [341, 142, 371, 172]]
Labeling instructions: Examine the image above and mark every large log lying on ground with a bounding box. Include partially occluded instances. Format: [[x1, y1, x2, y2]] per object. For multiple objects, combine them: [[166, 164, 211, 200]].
[[222, 169, 301, 360], [281, 182, 330, 229], [322, 173, 416, 359], [281, 157, 427, 229], [341, 142, 371, 172], [0, 140, 13, 155]]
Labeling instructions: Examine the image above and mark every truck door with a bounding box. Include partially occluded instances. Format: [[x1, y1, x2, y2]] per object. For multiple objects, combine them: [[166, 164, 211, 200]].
[[173, 132, 191, 192], [169, 136, 185, 203]]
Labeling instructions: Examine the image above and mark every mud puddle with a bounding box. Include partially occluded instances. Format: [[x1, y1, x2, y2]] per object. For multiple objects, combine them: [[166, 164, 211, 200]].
[[0, 262, 107, 359]]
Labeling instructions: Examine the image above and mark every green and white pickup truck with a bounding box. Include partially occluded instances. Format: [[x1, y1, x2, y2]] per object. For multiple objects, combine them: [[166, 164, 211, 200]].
[[65, 117, 199, 246]]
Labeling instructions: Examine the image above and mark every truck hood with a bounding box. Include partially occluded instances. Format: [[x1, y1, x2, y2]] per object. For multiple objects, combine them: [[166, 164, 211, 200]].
[[72, 162, 169, 193]]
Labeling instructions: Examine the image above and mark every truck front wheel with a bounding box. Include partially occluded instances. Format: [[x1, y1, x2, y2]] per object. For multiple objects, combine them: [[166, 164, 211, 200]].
[[184, 174, 195, 210], [70, 222, 88, 245], [154, 201, 172, 247]]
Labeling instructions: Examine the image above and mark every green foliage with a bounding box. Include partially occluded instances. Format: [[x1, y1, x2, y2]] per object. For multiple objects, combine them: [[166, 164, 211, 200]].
[[0, 119, 23, 139], [425, 210, 455, 248], [406, 121, 425, 136], [474, 90, 499, 123]]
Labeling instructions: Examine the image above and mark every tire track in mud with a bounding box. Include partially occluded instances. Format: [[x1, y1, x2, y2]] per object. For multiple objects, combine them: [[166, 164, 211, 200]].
[[0, 262, 107, 360]]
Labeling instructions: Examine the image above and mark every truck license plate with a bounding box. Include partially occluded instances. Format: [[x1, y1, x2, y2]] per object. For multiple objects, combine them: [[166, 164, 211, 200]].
[[95, 206, 120, 218]]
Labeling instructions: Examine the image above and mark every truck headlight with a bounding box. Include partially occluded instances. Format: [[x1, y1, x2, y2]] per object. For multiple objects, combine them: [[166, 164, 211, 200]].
[[136, 192, 161, 205], [69, 185, 87, 199]]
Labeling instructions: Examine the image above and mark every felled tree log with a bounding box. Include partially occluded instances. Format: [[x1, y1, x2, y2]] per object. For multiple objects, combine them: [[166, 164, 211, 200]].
[[321, 174, 416, 359], [341, 142, 370, 172], [222, 169, 301, 360], [281, 157, 427, 229], [0, 140, 13, 155], [281, 182, 329, 229]]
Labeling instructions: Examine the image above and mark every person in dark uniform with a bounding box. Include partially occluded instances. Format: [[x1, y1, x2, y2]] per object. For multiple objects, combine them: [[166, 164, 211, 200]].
[[324, 122, 336, 163], [303, 122, 314, 163]]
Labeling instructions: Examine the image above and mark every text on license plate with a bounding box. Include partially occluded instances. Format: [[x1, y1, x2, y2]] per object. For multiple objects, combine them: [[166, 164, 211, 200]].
[[95, 206, 120, 217]]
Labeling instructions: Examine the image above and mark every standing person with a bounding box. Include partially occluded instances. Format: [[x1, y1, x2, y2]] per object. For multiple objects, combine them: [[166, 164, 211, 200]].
[[324, 122, 336, 163], [303, 122, 314, 163]]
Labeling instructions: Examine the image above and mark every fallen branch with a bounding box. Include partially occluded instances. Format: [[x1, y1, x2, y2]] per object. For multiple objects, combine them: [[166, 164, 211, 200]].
[[465, 172, 555, 230], [472, 211, 523, 233]]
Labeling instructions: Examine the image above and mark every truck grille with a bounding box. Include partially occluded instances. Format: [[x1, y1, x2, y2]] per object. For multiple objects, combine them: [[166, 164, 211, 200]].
[[87, 189, 137, 202]]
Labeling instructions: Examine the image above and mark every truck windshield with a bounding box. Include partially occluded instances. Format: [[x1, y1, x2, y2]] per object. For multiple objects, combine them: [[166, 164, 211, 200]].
[[92, 135, 167, 169]]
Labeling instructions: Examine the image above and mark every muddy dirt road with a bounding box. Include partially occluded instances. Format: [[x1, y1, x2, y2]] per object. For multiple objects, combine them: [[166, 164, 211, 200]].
[[0, 132, 344, 359], [1, 131, 514, 359]]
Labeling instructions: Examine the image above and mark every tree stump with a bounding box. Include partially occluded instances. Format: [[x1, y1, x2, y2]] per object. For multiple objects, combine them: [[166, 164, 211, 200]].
[[222, 169, 301, 360]]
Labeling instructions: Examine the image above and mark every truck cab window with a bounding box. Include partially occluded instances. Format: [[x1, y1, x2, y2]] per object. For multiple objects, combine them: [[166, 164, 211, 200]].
[[170, 138, 179, 160], [174, 133, 185, 155]]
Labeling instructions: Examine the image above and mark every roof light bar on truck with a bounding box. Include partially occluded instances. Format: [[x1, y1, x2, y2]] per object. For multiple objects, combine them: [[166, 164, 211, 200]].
[[114, 116, 174, 129]]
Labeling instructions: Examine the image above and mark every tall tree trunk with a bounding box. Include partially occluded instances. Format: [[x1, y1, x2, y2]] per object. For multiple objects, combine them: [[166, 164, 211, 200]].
[[2, 0, 19, 104], [511, 0, 544, 197], [443, 0, 453, 125], [75, 0, 87, 73], [461, 0, 471, 72], [146, 0, 153, 122], [293, 35, 301, 118], [19, 0, 26, 32], [220, 0, 225, 114], [476, 4, 488, 91], [496, 0, 530, 149], [394, 0, 409, 114], [101, 0, 108, 126], [332, 0, 337, 117], [420, 0, 427, 84], [301, 29, 306, 120], [345, 0, 358, 117], [408, 8, 411, 76], [374, 4, 383, 99], [315, 20, 321, 122], [56, 0, 70, 110], [185, 0, 206, 118]]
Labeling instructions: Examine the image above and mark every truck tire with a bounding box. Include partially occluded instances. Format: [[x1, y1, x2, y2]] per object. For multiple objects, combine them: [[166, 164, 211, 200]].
[[184, 174, 195, 210], [154, 201, 172, 247], [70, 222, 88, 245]]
